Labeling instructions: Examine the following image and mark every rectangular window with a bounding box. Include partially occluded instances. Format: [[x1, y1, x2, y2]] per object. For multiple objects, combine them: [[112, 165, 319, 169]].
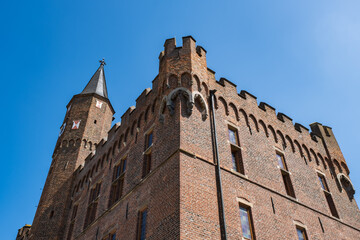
[[325, 192, 339, 218], [228, 127, 239, 145], [318, 173, 339, 218], [228, 126, 244, 174], [137, 208, 148, 240], [109, 158, 126, 207], [239, 204, 255, 240], [282, 171, 296, 198], [232, 148, 244, 174], [142, 154, 152, 177], [84, 182, 101, 228], [296, 226, 308, 240], [318, 174, 329, 191], [276, 153, 287, 170], [143, 132, 153, 178], [146, 132, 153, 148], [276, 153, 296, 198]]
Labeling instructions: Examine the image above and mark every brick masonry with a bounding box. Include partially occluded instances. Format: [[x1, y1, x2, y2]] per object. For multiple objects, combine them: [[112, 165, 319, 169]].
[[17, 36, 360, 240]]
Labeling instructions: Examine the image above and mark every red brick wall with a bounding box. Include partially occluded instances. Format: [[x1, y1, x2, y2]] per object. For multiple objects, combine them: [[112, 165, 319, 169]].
[[27, 36, 360, 240]]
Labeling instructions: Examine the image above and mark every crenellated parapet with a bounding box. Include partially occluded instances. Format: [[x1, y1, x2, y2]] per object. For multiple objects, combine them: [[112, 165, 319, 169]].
[[195, 63, 353, 185], [73, 36, 352, 204]]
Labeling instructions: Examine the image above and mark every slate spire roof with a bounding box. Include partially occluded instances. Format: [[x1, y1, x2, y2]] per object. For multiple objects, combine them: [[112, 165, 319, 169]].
[[81, 59, 108, 98]]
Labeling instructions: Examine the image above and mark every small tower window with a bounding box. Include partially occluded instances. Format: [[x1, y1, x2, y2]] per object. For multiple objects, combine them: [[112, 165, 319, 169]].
[[49, 210, 54, 219], [94, 120, 97, 124]]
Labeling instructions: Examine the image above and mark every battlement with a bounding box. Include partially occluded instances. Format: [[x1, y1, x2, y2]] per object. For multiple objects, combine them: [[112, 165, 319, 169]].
[[160, 36, 207, 61], [206, 70, 330, 145], [74, 36, 352, 185]]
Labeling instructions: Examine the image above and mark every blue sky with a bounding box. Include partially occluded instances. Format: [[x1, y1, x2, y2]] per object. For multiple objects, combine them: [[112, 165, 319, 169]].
[[1, 0, 360, 239]]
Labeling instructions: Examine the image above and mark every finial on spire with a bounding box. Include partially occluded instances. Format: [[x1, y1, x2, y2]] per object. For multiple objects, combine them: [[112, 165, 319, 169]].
[[99, 58, 106, 66], [80, 59, 108, 98]]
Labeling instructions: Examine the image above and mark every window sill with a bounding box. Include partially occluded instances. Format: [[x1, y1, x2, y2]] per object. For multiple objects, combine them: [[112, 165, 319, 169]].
[[230, 168, 248, 179], [143, 145, 153, 155], [279, 167, 291, 175], [230, 143, 242, 150]]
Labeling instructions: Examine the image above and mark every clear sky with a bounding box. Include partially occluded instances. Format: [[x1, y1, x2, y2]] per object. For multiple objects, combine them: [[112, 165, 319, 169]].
[[1, 0, 360, 239]]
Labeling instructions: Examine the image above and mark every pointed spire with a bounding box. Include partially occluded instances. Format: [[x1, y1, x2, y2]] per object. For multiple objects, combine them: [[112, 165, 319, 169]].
[[81, 59, 108, 98]]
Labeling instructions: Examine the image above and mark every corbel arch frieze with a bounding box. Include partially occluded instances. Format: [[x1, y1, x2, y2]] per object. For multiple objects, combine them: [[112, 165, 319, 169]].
[[337, 173, 355, 198], [166, 87, 194, 115], [159, 89, 208, 121], [192, 91, 208, 120]]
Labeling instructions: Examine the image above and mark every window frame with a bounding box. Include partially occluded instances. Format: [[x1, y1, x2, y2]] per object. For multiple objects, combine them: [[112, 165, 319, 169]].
[[84, 182, 101, 229], [137, 207, 148, 240], [228, 126, 239, 146], [318, 174, 329, 192], [276, 152, 288, 171], [276, 152, 296, 198], [317, 172, 339, 218], [109, 158, 127, 208], [228, 125, 245, 175], [142, 130, 153, 178], [238, 203, 256, 240], [295, 226, 308, 240], [231, 147, 244, 174]]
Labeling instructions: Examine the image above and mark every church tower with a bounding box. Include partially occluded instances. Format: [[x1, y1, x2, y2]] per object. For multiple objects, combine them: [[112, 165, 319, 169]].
[[29, 60, 115, 240]]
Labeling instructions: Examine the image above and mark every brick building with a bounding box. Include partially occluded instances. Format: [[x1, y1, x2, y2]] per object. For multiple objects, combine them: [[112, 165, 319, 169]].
[[17, 36, 360, 240]]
